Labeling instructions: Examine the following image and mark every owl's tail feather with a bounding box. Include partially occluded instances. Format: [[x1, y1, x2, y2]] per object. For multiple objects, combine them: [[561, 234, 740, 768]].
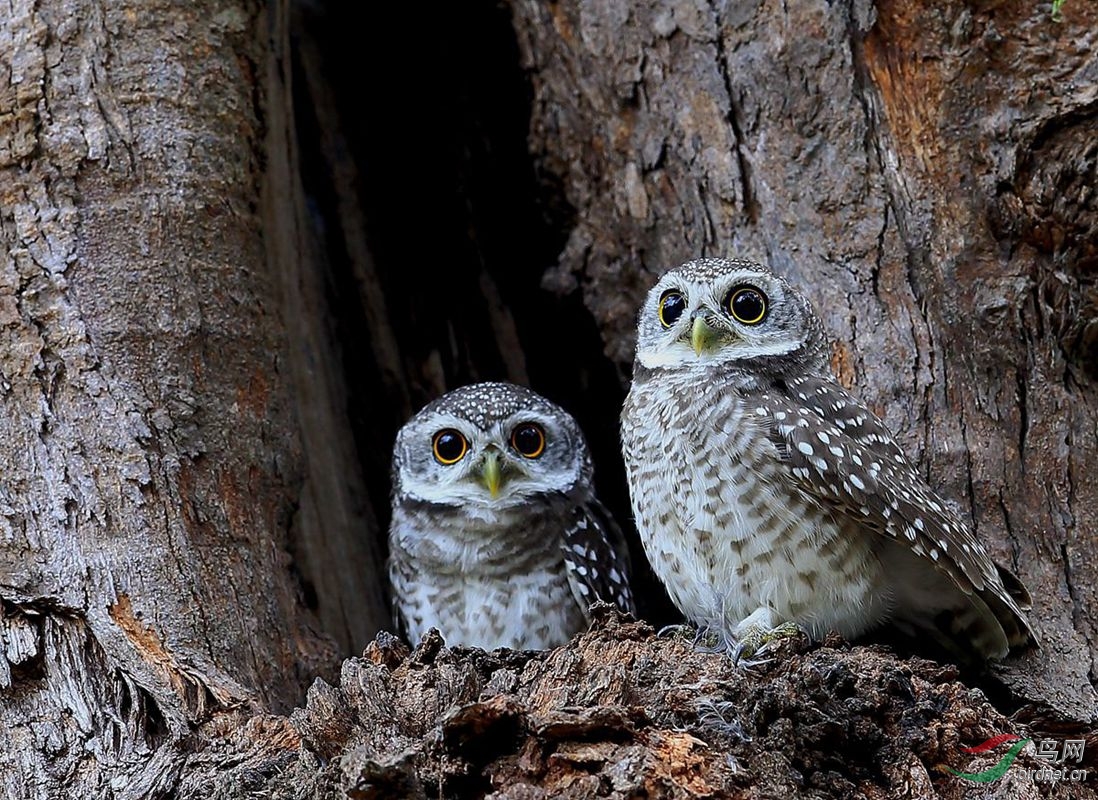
[[928, 586, 1036, 663], [887, 545, 1037, 663], [937, 592, 1010, 662]]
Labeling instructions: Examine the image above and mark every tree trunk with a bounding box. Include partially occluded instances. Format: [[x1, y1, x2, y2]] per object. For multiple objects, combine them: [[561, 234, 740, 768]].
[[1, 0, 1095, 797], [0, 0, 369, 793]]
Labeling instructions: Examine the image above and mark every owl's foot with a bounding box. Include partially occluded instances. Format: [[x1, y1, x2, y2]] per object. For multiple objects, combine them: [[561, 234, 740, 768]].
[[731, 620, 803, 666], [691, 626, 726, 652]]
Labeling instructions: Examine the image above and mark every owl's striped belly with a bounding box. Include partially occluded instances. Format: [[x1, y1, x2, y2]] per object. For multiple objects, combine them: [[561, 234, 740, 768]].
[[623, 382, 891, 641], [389, 506, 588, 650], [399, 562, 585, 650]]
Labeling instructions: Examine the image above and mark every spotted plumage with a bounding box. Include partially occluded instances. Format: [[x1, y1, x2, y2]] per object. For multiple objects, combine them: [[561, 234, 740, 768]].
[[621, 257, 1035, 661], [389, 382, 634, 650]]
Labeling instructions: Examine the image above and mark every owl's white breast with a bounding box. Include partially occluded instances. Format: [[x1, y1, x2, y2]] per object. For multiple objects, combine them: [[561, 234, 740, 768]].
[[622, 366, 891, 641]]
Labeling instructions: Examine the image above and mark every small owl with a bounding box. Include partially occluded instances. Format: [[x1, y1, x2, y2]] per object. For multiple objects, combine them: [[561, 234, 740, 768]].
[[388, 382, 635, 650], [621, 257, 1035, 662]]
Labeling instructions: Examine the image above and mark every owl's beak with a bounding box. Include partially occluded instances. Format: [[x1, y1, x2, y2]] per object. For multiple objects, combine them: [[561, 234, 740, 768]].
[[480, 451, 502, 498], [691, 316, 722, 356]]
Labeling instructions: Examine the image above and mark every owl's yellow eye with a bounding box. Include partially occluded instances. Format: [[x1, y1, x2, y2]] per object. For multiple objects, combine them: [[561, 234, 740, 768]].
[[658, 290, 687, 328], [726, 286, 768, 325], [432, 429, 468, 465], [510, 422, 546, 458]]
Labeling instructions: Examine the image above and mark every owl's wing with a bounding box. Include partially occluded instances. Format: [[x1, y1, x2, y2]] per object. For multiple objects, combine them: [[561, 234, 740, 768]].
[[762, 374, 1034, 658], [560, 498, 637, 618]]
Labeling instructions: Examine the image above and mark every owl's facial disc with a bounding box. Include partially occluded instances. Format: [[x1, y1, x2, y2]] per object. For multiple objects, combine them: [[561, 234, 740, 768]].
[[397, 408, 585, 512], [637, 262, 813, 370]]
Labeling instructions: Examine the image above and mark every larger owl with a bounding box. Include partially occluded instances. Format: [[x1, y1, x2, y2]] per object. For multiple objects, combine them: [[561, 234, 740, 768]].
[[621, 257, 1035, 662], [389, 382, 635, 650]]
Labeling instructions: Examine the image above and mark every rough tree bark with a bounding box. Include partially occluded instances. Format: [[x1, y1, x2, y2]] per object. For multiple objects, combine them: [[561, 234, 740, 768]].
[[0, 0, 1095, 798], [0, 0, 381, 794]]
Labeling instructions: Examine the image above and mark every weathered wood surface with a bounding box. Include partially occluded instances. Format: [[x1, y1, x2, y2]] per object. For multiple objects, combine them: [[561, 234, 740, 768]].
[[141, 612, 1098, 799]]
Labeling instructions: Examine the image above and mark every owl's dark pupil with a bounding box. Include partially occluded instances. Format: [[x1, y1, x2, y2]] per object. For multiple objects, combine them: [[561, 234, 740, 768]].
[[513, 424, 544, 457], [730, 287, 766, 324], [434, 431, 465, 462], [659, 292, 686, 327]]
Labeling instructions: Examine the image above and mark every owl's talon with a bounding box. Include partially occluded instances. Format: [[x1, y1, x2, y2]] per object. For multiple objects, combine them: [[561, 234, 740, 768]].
[[658, 624, 726, 652], [731, 627, 765, 665], [731, 621, 802, 665]]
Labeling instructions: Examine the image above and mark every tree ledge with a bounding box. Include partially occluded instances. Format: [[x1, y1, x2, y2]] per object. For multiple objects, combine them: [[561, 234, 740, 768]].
[[164, 609, 1096, 799]]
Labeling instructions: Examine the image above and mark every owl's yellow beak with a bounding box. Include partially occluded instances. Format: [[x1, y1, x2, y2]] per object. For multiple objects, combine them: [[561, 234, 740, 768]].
[[691, 316, 722, 356], [480, 451, 502, 498]]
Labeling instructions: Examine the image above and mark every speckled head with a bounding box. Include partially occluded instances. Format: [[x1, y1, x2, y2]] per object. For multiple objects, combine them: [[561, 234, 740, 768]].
[[392, 382, 594, 510], [634, 257, 828, 378]]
